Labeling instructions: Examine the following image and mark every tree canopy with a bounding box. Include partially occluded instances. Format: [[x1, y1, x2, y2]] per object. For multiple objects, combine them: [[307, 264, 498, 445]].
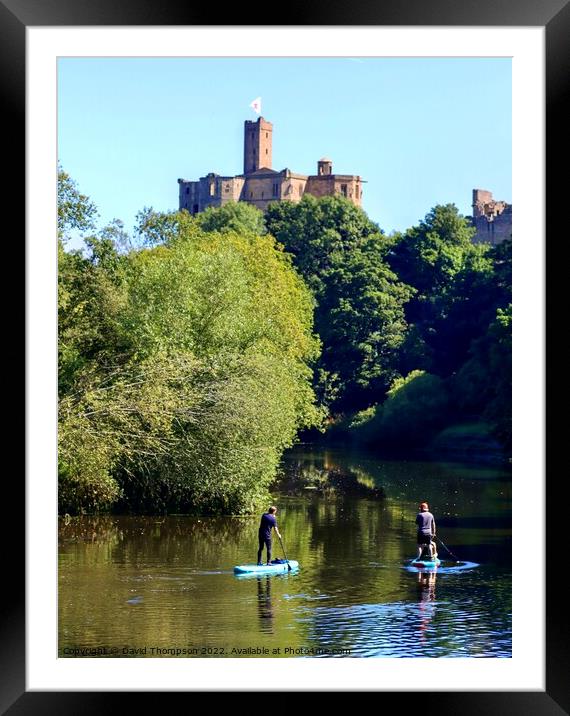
[[266, 195, 412, 411], [58, 177, 322, 514]]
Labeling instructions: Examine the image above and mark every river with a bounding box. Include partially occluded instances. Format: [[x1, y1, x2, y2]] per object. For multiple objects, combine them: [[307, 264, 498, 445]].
[[58, 445, 511, 658]]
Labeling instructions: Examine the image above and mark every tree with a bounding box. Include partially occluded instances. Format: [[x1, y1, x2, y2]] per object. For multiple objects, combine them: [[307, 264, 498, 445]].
[[134, 207, 191, 247], [58, 166, 98, 242], [195, 201, 266, 235], [351, 370, 450, 451], [387, 204, 476, 298], [386, 204, 502, 376], [452, 304, 512, 449], [58, 188, 322, 513], [266, 195, 412, 411]]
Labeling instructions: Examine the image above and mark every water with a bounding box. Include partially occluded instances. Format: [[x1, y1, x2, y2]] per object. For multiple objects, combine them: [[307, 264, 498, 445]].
[[58, 446, 511, 657]]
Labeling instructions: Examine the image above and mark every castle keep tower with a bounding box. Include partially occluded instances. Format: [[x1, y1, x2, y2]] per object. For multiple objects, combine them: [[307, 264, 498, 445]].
[[244, 117, 273, 174]]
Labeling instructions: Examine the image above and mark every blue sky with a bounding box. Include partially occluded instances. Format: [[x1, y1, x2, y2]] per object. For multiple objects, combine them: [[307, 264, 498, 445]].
[[58, 57, 511, 238]]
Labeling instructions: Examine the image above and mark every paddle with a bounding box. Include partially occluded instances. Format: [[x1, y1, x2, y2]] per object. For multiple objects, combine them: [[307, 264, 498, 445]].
[[278, 534, 292, 571], [434, 534, 461, 563]]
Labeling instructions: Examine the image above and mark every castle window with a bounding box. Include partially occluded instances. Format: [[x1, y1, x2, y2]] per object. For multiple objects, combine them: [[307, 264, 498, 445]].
[[340, 184, 348, 197], [355, 185, 359, 198], [266, 132, 268, 138], [209, 183, 215, 196], [266, 149, 268, 155], [273, 183, 279, 197], [250, 192, 253, 198], [186, 187, 190, 195], [192, 204, 199, 214]]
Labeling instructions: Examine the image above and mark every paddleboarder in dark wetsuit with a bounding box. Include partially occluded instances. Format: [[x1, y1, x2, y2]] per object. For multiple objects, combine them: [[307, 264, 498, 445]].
[[415, 501, 437, 562], [257, 506, 282, 566]]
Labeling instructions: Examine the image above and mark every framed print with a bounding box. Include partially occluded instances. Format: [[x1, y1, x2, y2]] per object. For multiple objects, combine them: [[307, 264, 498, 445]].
[[6, 0, 567, 711]]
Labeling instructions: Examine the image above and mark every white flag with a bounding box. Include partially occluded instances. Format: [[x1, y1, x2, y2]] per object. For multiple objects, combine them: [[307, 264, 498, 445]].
[[249, 97, 262, 115]]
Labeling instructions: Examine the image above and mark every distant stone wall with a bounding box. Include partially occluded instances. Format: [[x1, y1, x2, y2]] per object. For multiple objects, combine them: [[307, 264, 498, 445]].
[[305, 175, 362, 206], [238, 171, 304, 211], [279, 174, 307, 205], [178, 174, 246, 214], [221, 176, 246, 205], [471, 211, 512, 245], [470, 189, 512, 245]]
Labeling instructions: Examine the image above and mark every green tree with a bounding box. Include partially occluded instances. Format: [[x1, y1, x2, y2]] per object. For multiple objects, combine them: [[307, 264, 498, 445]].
[[387, 204, 506, 376], [387, 204, 476, 297], [266, 195, 412, 411], [353, 370, 450, 450], [58, 166, 98, 241], [134, 207, 192, 247], [452, 304, 512, 449], [59, 189, 322, 514], [195, 201, 266, 235]]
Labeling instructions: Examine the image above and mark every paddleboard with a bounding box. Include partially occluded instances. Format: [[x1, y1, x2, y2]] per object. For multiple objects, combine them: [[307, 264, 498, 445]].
[[410, 558, 441, 568], [234, 560, 299, 575]]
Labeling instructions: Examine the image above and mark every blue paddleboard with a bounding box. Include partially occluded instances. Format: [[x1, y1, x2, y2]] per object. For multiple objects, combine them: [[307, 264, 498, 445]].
[[410, 558, 441, 568], [234, 560, 299, 575]]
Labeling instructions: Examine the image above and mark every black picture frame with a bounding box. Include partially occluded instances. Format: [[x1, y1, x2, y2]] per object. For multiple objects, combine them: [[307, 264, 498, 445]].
[[7, 0, 566, 711]]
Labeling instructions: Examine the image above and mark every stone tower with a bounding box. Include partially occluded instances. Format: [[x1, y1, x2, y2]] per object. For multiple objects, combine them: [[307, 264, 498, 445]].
[[317, 158, 333, 176], [243, 117, 273, 174]]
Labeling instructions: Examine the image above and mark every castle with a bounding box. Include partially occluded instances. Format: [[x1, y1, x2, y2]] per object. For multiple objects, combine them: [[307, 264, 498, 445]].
[[470, 189, 512, 245], [178, 117, 364, 215], [177, 118, 511, 246]]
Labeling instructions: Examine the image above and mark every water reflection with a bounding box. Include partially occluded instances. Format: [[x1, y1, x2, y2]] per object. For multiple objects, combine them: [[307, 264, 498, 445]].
[[275, 463, 386, 500], [257, 577, 274, 633], [59, 447, 511, 657], [416, 570, 437, 644]]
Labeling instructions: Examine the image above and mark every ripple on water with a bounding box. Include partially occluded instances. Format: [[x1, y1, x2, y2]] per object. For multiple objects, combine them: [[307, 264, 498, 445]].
[[403, 560, 480, 574], [299, 599, 511, 657]]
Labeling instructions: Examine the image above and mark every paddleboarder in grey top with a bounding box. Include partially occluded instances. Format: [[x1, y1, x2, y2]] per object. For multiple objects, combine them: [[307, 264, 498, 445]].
[[257, 506, 282, 566], [416, 502, 437, 562]]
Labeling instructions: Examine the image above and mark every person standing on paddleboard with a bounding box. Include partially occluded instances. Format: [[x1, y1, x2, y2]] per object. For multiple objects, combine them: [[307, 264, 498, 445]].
[[416, 502, 437, 562], [257, 506, 282, 566]]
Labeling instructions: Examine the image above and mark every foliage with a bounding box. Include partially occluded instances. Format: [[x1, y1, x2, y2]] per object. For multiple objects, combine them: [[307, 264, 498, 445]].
[[58, 175, 322, 514], [452, 304, 512, 449], [387, 204, 489, 376], [387, 204, 477, 296], [266, 195, 412, 410], [58, 166, 98, 241], [195, 201, 266, 235], [134, 207, 192, 247], [353, 370, 450, 450]]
